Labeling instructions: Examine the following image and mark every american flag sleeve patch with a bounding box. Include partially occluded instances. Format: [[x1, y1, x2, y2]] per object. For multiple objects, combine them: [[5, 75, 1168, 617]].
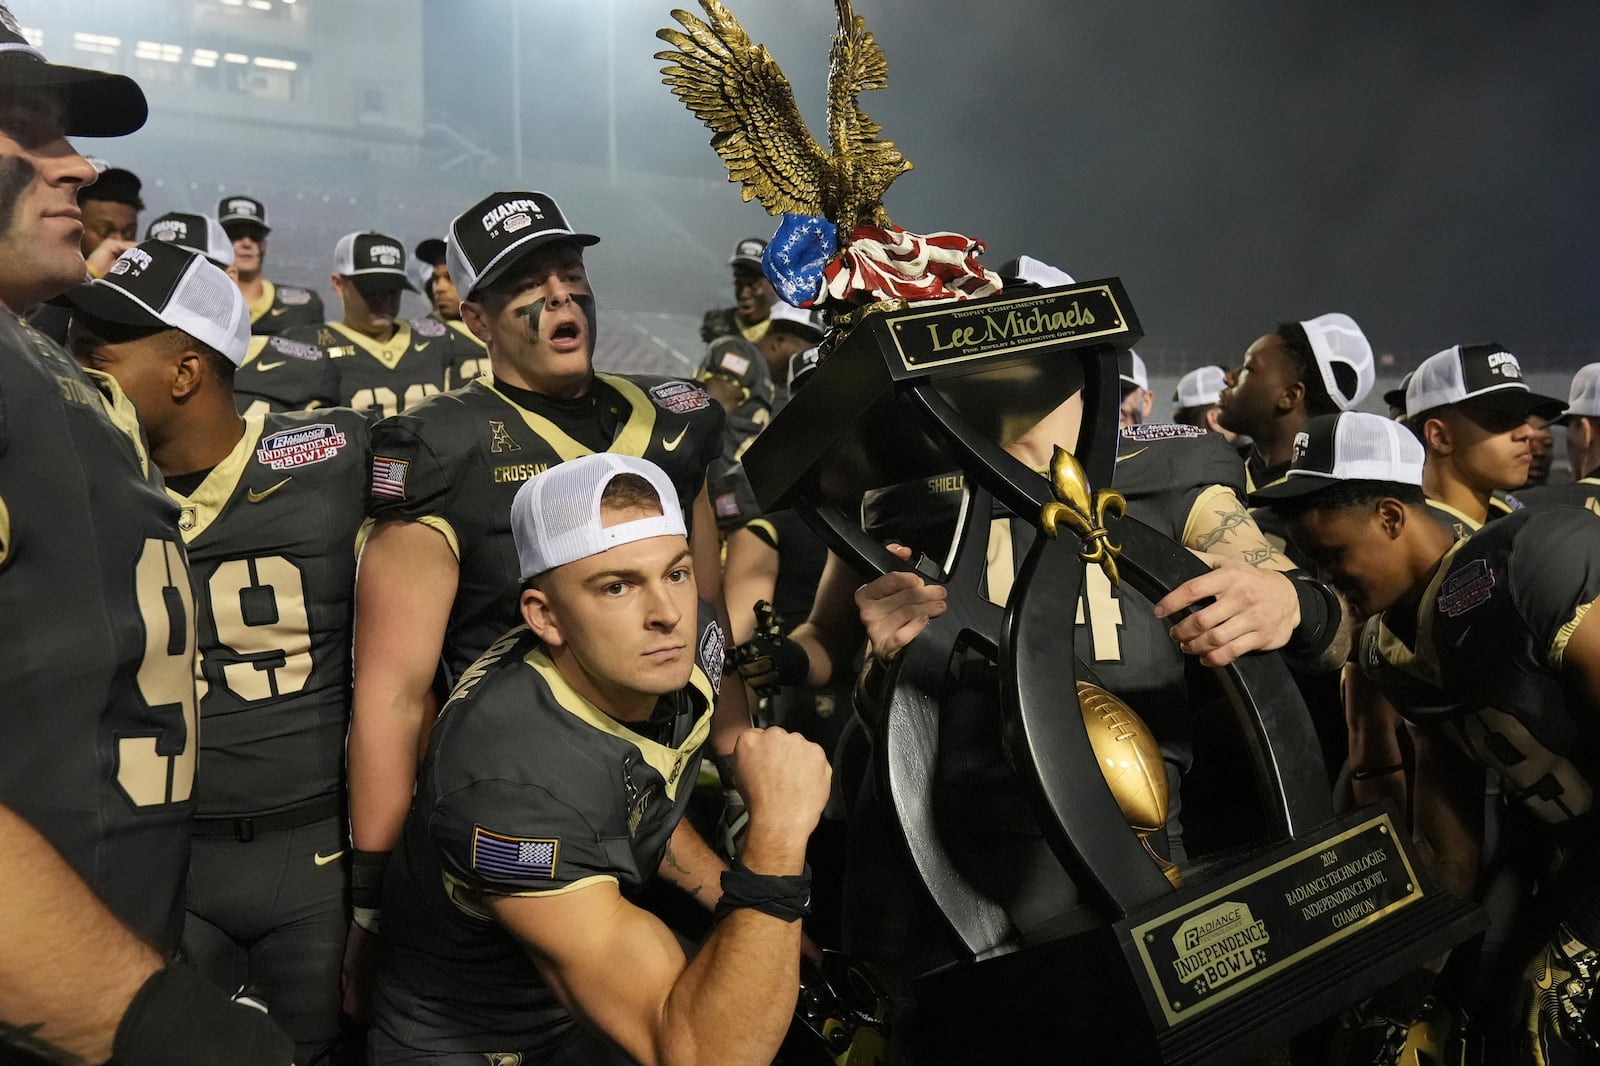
[[371, 456, 409, 500], [471, 827, 558, 880]]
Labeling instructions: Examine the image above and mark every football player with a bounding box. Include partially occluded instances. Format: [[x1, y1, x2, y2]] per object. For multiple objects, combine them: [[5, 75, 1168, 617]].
[[1513, 363, 1600, 514], [1401, 343, 1563, 536], [1118, 348, 1153, 427], [414, 234, 488, 382], [282, 230, 479, 419], [63, 239, 368, 1066], [700, 236, 776, 344], [0, 21, 290, 1065], [369, 453, 828, 1064], [218, 194, 325, 335], [1258, 410, 1600, 1064], [346, 190, 743, 1007]]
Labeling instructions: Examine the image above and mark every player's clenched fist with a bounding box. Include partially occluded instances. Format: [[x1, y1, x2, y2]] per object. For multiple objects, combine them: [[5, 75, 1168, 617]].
[[729, 726, 832, 846]]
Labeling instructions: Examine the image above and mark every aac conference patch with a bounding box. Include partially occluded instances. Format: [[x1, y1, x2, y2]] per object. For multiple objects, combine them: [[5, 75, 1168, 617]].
[[471, 826, 558, 880]]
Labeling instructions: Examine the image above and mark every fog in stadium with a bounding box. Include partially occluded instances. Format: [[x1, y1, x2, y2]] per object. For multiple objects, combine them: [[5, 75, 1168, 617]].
[[54, 0, 1600, 393]]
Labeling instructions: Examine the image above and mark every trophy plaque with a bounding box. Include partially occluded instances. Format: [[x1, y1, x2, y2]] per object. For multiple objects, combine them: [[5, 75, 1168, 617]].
[[742, 281, 1484, 1064]]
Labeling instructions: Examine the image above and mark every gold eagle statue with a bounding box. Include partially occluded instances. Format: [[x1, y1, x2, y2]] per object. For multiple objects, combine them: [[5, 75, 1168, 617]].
[[655, 0, 914, 232]]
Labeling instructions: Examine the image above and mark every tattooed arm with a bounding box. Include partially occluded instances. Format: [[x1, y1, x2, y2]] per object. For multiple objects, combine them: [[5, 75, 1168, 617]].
[[657, 817, 727, 912], [1154, 486, 1352, 669]]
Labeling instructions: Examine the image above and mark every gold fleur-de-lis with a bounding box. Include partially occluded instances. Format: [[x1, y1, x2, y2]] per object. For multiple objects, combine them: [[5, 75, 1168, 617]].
[[1040, 445, 1126, 585]]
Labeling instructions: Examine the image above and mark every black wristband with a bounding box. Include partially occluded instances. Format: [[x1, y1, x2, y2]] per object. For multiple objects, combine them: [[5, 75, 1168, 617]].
[[350, 848, 390, 910], [714, 862, 813, 923], [1283, 572, 1340, 664], [114, 965, 294, 1066]]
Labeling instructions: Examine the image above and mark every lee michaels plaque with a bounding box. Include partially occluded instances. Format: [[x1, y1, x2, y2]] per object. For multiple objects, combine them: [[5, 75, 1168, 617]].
[[885, 284, 1132, 372], [1130, 811, 1421, 1025]]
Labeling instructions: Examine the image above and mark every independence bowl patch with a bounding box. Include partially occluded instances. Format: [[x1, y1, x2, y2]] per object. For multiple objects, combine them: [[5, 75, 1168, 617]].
[[1122, 423, 1205, 441], [649, 380, 710, 414], [699, 618, 726, 697], [411, 316, 447, 337], [278, 286, 314, 306], [265, 335, 326, 362], [471, 827, 558, 879], [256, 423, 348, 470], [1437, 558, 1495, 618]]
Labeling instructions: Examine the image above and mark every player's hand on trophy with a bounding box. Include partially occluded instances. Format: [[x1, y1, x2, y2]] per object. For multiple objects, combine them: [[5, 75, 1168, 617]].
[[728, 726, 831, 872], [1152, 550, 1299, 667], [854, 544, 946, 661], [731, 600, 809, 697], [1520, 922, 1600, 1063]]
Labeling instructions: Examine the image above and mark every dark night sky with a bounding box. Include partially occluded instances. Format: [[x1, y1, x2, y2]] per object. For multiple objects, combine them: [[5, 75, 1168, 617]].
[[423, 0, 1600, 362]]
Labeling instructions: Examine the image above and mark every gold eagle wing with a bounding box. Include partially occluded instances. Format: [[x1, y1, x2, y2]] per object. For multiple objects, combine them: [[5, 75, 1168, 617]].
[[826, 0, 912, 205], [656, 1, 829, 216]]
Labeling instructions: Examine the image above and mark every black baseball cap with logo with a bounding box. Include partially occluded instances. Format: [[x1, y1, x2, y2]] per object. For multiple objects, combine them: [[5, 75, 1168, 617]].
[[445, 191, 600, 300], [217, 195, 269, 235], [1251, 411, 1426, 502], [1404, 343, 1564, 421], [0, 13, 147, 137], [334, 231, 416, 293], [144, 212, 234, 268], [730, 237, 767, 271]]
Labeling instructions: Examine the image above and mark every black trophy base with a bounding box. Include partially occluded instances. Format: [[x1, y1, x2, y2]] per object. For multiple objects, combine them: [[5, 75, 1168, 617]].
[[909, 808, 1485, 1066]]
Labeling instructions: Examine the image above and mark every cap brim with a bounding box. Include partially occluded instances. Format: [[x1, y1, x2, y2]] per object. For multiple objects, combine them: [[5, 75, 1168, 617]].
[[221, 218, 270, 236], [470, 231, 600, 297], [1249, 472, 1342, 502], [731, 256, 763, 269], [0, 56, 148, 137], [414, 238, 447, 267], [58, 280, 168, 331], [1382, 388, 1406, 408], [347, 270, 418, 294], [1460, 388, 1567, 421]]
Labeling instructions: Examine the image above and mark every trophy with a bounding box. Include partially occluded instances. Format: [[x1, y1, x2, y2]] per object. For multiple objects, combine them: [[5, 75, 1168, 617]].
[[659, 4, 1484, 1061]]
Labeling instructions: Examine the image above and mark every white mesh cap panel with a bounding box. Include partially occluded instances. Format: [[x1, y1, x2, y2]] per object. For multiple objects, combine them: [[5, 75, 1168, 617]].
[[1566, 363, 1600, 419], [1010, 255, 1076, 288], [1301, 312, 1374, 411], [1176, 366, 1227, 408], [171, 257, 251, 365], [511, 453, 687, 579], [1331, 412, 1424, 485], [1405, 346, 1467, 418]]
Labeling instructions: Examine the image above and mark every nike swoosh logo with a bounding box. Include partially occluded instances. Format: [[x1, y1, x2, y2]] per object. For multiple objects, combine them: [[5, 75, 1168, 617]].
[[246, 477, 292, 503], [313, 849, 345, 867], [269, 307, 289, 317], [255, 360, 285, 372], [1116, 447, 1149, 464], [414, 340, 431, 351], [662, 426, 688, 452]]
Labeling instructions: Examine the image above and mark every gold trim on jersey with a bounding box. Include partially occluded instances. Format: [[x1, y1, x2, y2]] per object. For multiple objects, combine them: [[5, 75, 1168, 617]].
[[240, 335, 270, 368], [0, 492, 10, 568], [168, 416, 266, 542], [442, 869, 619, 916], [82, 366, 153, 479], [1426, 498, 1482, 536], [1370, 538, 1467, 688], [746, 517, 778, 543], [248, 279, 277, 324], [479, 373, 660, 464], [1181, 483, 1239, 550], [327, 319, 415, 370], [447, 318, 487, 350], [1550, 597, 1598, 670], [524, 646, 713, 803]]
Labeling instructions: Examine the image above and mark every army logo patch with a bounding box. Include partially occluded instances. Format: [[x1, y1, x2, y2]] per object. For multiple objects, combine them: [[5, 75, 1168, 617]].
[[487, 420, 521, 453], [649, 380, 710, 415], [1121, 423, 1205, 441], [257, 423, 348, 470], [471, 827, 557, 880], [1437, 558, 1495, 618], [699, 619, 726, 698]]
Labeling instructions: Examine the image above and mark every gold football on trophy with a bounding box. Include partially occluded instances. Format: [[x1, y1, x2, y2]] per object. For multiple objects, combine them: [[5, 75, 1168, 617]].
[[1078, 681, 1181, 886]]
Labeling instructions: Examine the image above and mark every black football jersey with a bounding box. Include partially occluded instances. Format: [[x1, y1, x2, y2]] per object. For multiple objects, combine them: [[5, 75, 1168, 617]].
[[366, 374, 723, 680], [859, 424, 1247, 763], [438, 316, 489, 389], [170, 409, 369, 817], [1516, 477, 1600, 516], [743, 509, 830, 632], [1360, 506, 1600, 827], [288, 318, 479, 420], [1425, 498, 1482, 541], [247, 278, 325, 336], [370, 615, 721, 1054], [0, 313, 195, 952], [233, 332, 338, 417]]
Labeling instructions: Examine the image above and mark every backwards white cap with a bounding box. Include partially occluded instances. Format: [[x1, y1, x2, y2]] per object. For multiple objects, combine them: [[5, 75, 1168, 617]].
[[512, 453, 687, 579], [1300, 312, 1374, 411]]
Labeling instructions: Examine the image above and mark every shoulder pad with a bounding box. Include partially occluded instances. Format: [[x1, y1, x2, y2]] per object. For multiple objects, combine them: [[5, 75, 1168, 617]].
[[1113, 428, 1245, 500]]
